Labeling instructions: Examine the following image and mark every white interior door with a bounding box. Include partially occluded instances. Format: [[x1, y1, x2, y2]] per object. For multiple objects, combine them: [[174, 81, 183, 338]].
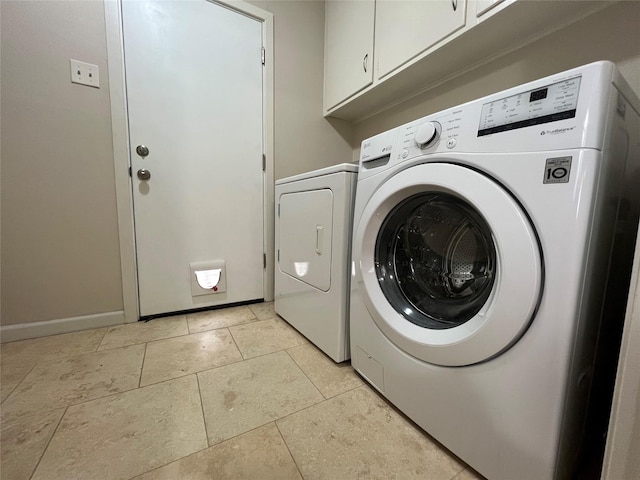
[[122, 0, 265, 317]]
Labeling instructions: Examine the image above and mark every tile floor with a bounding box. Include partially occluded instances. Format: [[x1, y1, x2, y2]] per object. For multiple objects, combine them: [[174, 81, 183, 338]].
[[0, 302, 483, 480]]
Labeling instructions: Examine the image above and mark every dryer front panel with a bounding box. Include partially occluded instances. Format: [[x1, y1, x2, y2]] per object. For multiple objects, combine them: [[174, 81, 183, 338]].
[[354, 162, 543, 366], [279, 189, 334, 292]]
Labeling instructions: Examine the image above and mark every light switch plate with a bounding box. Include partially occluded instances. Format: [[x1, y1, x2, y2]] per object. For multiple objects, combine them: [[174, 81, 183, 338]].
[[70, 59, 100, 88]]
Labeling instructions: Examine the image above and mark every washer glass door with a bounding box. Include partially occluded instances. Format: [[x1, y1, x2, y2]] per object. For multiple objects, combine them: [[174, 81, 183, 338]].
[[376, 192, 496, 330], [355, 162, 542, 366]]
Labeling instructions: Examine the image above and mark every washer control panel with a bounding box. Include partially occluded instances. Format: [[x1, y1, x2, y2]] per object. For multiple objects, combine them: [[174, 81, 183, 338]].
[[414, 122, 440, 148], [360, 62, 610, 168], [478, 76, 581, 136], [399, 110, 464, 161]]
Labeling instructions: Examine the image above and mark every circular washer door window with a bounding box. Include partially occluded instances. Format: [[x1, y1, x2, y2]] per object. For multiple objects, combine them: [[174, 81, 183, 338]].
[[376, 192, 497, 330], [354, 162, 542, 366]]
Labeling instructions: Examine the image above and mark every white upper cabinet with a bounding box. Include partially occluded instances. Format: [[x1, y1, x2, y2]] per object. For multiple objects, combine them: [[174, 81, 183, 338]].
[[375, 0, 466, 80], [323, 0, 613, 121], [323, 0, 375, 111]]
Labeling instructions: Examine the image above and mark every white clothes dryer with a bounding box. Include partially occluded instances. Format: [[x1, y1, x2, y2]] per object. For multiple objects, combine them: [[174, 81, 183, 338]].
[[350, 61, 640, 479], [275, 163, 357, 362]]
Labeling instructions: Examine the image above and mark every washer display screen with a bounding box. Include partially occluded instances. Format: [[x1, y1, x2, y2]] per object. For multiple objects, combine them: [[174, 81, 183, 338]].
[[478, 76, 581, 136]]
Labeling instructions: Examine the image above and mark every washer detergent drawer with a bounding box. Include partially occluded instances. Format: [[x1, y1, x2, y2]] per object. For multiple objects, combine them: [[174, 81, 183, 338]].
[[278, 189, 334, 292]]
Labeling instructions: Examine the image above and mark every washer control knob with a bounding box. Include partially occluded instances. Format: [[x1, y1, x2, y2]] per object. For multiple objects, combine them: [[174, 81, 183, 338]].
[[414, 122, 440, 148]]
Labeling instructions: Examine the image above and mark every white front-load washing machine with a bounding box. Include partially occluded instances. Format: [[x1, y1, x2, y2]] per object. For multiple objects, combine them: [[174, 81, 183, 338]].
[[350, 61, 640, 479], [275, 163, 357, 362]]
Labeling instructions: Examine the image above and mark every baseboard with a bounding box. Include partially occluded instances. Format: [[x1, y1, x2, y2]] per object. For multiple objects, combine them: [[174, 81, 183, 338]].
[[0, 311, 125, 343]]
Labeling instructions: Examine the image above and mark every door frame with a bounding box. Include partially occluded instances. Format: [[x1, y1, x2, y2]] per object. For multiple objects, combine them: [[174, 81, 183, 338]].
[[104, 0, 275, 323]]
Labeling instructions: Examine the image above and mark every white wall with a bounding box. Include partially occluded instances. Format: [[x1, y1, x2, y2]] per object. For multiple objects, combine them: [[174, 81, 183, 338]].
[[1, 1, 123, 327]]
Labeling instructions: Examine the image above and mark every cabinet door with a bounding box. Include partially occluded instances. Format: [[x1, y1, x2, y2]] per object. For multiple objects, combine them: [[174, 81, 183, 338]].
[[324, 0, 375, 111], [375, 0, 466, 79]]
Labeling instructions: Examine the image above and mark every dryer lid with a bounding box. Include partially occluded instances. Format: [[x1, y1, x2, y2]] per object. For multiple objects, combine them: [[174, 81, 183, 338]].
[[275, 163, 358, 186]]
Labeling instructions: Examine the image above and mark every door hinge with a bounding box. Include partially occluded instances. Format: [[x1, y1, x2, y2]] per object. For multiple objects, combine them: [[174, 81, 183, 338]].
[[263, 253, 267, 269], [262, 154, 266, 171], [128, 166, 132, 177], [261, 47, 265, 66]]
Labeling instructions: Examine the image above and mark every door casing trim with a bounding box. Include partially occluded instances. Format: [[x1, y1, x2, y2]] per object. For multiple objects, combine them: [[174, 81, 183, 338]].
[[105, 0, 275, 323]]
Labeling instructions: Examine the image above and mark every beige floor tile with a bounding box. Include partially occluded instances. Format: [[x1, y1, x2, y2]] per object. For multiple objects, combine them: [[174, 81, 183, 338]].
[[31, 375, 207, 480], [133, 423, 302, 480], [98, 315, 188, 350], [229, 317, 307, 359], [0, 328, 107, 365], [1, 344, 145, 418], [0, 329, 108, 399], [0, 363, 35, 404], [198, 350, 323, 445], [453, 468, 486, 480], [248, 301, 277, 320], [276, 386, 465, 480], [0, 408, 65, 480], [187, 306, 256, 334], [287, 344, 363, 399], [140, 329, 243, 386]]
